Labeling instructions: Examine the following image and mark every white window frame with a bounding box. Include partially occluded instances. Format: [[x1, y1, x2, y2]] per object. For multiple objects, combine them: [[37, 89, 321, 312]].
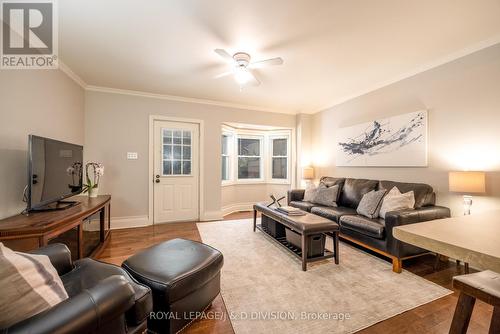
[[236, 134, 264, 183], [220, 125, 293, 186], [221, 132, 233, 185], [268, 133, 291, 184]]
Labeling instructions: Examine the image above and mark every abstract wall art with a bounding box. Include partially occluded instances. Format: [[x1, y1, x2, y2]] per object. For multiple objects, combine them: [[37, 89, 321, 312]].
[[336, 110, 428, 167]]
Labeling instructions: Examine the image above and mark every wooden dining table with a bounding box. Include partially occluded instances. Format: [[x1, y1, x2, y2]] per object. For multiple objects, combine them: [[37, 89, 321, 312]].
[[393, 210, 500, 273]]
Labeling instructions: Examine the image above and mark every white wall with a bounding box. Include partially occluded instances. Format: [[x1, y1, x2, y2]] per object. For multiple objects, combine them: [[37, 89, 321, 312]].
[[0, 70, 85, 219], [84, 90, 296, 223], [221, 184, 291, 215], [296, 113, 313, 187], [310, 44, 500, 216]]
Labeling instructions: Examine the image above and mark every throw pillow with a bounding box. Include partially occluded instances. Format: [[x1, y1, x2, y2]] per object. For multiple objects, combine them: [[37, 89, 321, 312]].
[[0, 243, 68, 328], [303, 184, 317, 202], [356, 189, 387, 219], [379, 186, 416, 219], [312, 184, 339, 207]]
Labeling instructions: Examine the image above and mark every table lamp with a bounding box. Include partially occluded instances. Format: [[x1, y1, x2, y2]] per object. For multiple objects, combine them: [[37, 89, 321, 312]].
[[449, 171, 486, 215], [302, 166, 314, 188]]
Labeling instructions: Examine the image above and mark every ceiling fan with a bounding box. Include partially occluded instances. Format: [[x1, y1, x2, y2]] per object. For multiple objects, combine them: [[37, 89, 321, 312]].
[[214, 49, 284, 87]]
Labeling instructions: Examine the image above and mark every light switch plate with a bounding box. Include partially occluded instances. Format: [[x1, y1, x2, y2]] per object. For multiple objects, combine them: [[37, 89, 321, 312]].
[[127, 152, 138, 160]]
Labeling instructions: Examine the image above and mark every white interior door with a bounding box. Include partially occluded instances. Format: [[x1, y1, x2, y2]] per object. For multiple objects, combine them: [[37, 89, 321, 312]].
[[154, 120, 199, 223]]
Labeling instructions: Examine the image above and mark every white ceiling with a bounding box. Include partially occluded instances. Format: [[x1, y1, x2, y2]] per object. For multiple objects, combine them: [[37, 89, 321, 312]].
[[59, 0, 500, 114]]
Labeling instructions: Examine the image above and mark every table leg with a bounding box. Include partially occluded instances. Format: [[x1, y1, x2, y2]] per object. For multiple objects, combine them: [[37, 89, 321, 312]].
[[490, 306, 500, 334], [301, 234, 308, 271], [253, 209, 257, 232], [334, 231, 339, 265], [450, 293, 475, 334]]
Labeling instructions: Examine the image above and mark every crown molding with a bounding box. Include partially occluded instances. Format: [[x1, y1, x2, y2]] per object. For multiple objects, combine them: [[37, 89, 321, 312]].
[[59, 61, 87, 89], [85, 85, 292, 114], [315, 35, 500, 114]]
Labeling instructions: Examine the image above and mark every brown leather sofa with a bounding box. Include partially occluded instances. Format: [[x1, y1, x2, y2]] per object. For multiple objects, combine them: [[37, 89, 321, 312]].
[[288, 177, 451, 272]]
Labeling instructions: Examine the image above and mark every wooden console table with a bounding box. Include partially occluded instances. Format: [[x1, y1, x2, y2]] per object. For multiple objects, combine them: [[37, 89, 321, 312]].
[[0, 195, 111, 259]]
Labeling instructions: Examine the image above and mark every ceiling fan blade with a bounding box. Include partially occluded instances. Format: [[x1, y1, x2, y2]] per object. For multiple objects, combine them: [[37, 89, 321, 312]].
[[247, 70, 261, 86], [214, 49, 233, 62], [250, 57, 284, 68], [214, 71, 233, 79]]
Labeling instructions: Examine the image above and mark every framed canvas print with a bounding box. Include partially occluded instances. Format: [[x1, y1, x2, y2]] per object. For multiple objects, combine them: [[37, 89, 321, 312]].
[[336, 110, 428, 167]]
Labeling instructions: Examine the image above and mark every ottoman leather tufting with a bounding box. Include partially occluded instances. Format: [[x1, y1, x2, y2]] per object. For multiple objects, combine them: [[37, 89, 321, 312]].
[[122, 238, 224, 334]]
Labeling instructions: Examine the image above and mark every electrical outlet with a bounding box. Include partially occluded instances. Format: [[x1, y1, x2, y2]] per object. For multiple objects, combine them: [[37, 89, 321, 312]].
[[127, 152, 138, 160]]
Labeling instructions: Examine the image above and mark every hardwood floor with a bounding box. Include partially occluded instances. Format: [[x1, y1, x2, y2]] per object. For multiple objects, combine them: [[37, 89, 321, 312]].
[[97, 212, 493, 334]]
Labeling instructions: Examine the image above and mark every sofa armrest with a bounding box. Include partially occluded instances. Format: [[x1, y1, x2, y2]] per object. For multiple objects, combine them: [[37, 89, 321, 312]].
[[384, 206, 451, 258], [384, 206, 451, 231], [287, 189, 305, 205], [29, 243, 73, 276], [5, 275, 135, 334]]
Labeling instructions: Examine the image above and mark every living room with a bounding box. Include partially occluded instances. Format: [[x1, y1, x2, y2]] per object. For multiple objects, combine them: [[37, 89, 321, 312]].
[[1, 1, 499, 333]]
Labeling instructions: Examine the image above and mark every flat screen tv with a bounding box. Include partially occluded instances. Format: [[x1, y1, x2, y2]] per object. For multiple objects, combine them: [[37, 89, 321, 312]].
[[27, 135, 84, 211]]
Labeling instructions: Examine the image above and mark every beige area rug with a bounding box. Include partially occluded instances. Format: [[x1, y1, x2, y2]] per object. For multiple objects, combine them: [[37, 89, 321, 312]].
[[197, 219, 452, 334]]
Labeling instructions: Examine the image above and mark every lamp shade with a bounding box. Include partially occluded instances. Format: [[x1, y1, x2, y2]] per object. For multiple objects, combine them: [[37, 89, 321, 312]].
[[302, 167, 314, 180], [449, 171, 486, 193]]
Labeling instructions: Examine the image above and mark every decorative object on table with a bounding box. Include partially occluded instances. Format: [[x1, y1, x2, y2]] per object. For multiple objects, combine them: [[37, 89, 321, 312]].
[[84, 162, 104, 198], [267, 194, 285, 208], [449, 171, 486, 215], [336, 110, 428, 167], [276, 205, 306, 216]]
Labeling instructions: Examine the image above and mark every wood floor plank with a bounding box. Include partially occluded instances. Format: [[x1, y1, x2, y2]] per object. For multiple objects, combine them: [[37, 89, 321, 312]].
[[97, 211, 493, 334]]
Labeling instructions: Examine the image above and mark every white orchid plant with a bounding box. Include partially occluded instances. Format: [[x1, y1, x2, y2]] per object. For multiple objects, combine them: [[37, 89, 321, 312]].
[[83, 162, 104, 193]]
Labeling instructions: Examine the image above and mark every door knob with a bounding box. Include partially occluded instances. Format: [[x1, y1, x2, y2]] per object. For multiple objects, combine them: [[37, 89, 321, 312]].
[[155, 179, 160, 183]]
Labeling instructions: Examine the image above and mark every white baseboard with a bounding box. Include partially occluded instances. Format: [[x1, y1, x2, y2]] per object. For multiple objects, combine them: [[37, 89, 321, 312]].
[[111, 215, 151, 230], [221, 202, 255, 217], [201, 210, 223, 221]]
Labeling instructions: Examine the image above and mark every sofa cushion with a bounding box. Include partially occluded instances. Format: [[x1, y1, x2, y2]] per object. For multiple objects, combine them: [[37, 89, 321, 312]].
[[0, 243, 68, 328], [310, 206, 357, 223], [339, 178, 379, 209], [340, 215, 385, 239], [379, 187, 415, 219], [311, 184, 339, 207], [303, 185, 318, 202], [319, 177, 346, 201], [289, 200, 315, 212], [357, 189, 387, 218], [378, 180, 434, 208]]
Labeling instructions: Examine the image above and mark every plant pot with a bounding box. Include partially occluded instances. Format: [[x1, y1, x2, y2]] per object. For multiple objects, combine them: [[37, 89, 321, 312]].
[[88, 187, 99, 198]]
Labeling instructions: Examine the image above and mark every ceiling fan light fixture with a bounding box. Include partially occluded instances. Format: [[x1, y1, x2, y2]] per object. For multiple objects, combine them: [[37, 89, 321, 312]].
[[234, 66, 252, 85]]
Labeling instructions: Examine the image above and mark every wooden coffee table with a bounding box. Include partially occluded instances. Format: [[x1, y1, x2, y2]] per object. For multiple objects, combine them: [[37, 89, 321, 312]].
[[253, 203, 340, 271]]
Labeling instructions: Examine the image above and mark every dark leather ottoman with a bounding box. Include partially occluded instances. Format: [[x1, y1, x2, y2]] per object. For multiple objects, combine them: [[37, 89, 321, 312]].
[[122, 238, 224, 334]]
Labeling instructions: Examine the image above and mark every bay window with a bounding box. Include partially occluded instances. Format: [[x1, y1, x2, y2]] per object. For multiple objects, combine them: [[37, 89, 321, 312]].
[[221, 126, 292, 185], [237, 137, 262, 180], [271, 137, 288, 180], [221, 134, 231, 181]]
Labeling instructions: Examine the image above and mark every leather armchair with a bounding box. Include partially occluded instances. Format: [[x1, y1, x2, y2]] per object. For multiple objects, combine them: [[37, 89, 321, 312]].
[[1, 244, 152, 334]]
